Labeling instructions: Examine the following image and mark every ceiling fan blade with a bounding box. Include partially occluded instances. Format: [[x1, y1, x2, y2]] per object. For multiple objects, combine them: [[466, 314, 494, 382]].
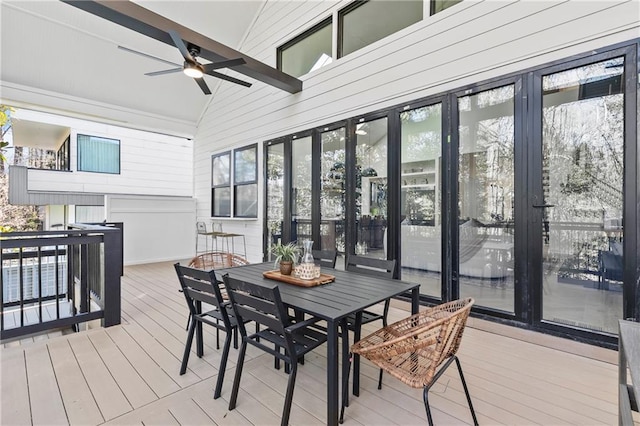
[[167, 29, 195, 63], [206, 70, 252, 88], [118, 45, 181, 67], [145, 68, 183, 76], [194, 77, 212, 95], [202, 58, 246, 73]]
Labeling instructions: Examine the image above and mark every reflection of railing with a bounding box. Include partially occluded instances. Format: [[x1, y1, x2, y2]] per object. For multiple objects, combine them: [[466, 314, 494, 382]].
[[1, 224, 122, 340]]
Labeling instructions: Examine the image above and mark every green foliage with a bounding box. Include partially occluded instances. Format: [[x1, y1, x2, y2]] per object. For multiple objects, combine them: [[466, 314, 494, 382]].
[[269, 242, 300, 267], [0, 105, 13, 164]]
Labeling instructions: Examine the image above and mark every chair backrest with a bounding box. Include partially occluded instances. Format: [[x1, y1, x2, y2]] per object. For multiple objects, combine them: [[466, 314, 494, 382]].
[[312, 249, 337, 269], [174, 263, 230, 326], [196, 221, 207, 234], [346, 255, 396, 279], [427, 298, 474, 378], [223, 275, 296, 354], [188, 252, 250, 270]]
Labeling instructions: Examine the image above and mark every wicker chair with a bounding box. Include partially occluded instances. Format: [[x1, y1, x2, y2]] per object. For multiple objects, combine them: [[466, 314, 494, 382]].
[[340, 298, 478, 425], [188, 252, 249, 270]]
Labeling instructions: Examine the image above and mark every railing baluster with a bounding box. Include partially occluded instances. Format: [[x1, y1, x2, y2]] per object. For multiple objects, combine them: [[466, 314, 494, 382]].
[[38, 246, 43, 323], [19, 248, 24, 328], [55, 245, 60, 320], [80, 243, 89, 314], [1, 249, 4, 333]]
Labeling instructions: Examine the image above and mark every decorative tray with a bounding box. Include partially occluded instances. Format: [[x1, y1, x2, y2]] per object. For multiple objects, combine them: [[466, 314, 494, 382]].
[[262, 270, 335, 287]]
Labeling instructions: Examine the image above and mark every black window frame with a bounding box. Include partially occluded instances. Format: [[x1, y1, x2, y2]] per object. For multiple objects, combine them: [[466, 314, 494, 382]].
[[277, 17, 333, 77], [233, 144, 258, 218], [211, 150, 232, 218]]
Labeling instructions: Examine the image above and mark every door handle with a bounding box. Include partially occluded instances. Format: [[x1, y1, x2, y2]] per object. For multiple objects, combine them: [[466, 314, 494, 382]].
[[532, 204, 555, 208]]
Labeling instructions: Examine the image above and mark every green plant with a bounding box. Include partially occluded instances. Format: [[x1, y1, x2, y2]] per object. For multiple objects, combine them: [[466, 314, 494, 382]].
[[270, 242, 300, 267]]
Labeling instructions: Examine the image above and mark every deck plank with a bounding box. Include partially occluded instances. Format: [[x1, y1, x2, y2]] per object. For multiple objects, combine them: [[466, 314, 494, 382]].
[[66, 333, 132, 421], [24, 344, 68, 425], [104, 325, 181, 398], [87, 329, 158, 408], [0, 348, 32, 425], [47, 338, 104, 425]]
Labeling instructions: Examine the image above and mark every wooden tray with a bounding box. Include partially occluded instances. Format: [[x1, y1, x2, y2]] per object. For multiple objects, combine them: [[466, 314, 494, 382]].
[[262, 270, 335, 287]]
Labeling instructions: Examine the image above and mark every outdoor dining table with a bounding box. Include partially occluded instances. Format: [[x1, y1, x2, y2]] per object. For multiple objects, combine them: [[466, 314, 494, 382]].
[[219, 262, 420, 426]]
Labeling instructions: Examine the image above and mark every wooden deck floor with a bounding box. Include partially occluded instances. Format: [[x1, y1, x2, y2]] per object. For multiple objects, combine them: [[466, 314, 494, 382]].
[[0, 261, 627, 425]]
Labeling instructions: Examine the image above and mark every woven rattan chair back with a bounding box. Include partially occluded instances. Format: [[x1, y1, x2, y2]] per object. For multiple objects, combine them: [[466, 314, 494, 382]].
[[341, 298, 478, 425], [188, 252, 249, 270]]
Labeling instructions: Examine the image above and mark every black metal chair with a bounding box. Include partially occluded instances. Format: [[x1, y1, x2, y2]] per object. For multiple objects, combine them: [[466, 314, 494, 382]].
[[312, 249, 338, 269], [344, 255, 396, 396], [224, 274, 328, 426], [174, 263, 243, 399]]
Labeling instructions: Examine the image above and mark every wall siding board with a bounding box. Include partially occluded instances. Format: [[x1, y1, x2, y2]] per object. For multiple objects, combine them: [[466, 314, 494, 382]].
[[192, 0, 639, 262]]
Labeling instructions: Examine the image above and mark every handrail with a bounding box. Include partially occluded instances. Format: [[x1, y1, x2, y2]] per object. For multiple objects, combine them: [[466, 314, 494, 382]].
[[0, 224, 122, 341]]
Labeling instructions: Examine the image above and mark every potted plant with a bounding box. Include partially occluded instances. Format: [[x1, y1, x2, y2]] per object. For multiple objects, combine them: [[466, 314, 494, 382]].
[[270, 242, 299, 275]]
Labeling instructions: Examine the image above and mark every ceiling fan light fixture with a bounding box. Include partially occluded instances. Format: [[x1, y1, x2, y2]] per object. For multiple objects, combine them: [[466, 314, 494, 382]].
[[183, 63, 203, 78]]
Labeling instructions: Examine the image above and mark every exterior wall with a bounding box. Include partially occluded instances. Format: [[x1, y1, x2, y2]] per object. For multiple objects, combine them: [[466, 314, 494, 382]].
[[192, 0, 640, 261], [16, 109, 193, 197], [106, 194, 196, 265]]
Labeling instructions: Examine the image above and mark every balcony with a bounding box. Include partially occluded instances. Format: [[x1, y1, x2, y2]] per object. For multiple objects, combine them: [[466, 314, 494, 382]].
[[0, 261, 621, 425]]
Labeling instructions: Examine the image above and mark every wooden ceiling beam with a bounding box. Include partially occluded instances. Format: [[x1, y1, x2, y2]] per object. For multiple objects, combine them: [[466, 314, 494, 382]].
[[61, 0, 303, 93]]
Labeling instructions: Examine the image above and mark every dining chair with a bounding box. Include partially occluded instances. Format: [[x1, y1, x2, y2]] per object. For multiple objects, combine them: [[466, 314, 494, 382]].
[[224, 274, 328, 426], [343, 255, 396, 398], [339, 298, 478, 426], [312, 249, 338, 269], [174, 263, 244, 399]]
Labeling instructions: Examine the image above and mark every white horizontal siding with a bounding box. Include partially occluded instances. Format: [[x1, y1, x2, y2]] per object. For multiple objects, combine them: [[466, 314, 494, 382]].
[[21, 109, 194, 198], [106, 194, 196, 265], [193, 0, 640, 262]]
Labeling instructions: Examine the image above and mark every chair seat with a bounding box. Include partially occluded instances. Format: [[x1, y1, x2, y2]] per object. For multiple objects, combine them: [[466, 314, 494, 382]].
[[198, 305, 243, 329], [369, 346, 439, 388], [250, 324, 327, 357]]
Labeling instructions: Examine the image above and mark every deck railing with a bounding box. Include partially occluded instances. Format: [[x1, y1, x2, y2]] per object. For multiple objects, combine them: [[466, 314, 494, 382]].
[[0, 224, 122, 340]]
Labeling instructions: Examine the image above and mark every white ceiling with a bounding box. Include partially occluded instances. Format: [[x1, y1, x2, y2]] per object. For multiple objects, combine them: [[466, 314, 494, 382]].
[[0, 1, 265, 138]]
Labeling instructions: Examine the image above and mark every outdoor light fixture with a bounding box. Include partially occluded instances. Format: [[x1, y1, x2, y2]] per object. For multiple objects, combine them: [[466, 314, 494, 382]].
[[183, 62, 204, 78]]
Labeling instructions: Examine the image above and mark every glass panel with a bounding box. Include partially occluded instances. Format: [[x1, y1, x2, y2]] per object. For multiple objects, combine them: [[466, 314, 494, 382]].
[[212, 187, 231, 217], [77, 134, 120, 174], [266, 143, 285, 260], [341, 0, 422, 57], [356, 118, 387, 258], [320, 128, 346, 257], [281, 21, 333, 78], [235, 184, 258, 217], [292, 136, 312, 243], [400, 103, 442, 298], [432, 0, 461, 14], [458, 85, 515, 313], [234, 145, 257, 183], [212, 153, 230, 186], [541, 57, 624, 334]]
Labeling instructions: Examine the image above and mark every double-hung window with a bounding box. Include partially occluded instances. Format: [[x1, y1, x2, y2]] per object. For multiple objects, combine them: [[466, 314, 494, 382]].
[[211, 144, 258, 218]]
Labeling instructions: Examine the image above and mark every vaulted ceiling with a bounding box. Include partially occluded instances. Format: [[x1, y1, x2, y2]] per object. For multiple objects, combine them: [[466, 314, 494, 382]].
[[0, 1, 267, 138]]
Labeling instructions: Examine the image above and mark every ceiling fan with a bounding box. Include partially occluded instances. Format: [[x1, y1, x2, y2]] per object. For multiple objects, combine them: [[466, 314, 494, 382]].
[[119, 29, 251, 95]]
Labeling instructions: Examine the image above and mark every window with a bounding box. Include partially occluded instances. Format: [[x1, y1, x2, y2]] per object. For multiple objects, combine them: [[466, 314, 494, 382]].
[[77, 134, 120, 174], [431, 0, 462, 15], [278, 18, 333, 78], [234, 145, 258, 217], [211, 144, 258, 218], [211, 151, 231, 217], [57, 135, 70, 171], [339, 0, 422, 57]]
